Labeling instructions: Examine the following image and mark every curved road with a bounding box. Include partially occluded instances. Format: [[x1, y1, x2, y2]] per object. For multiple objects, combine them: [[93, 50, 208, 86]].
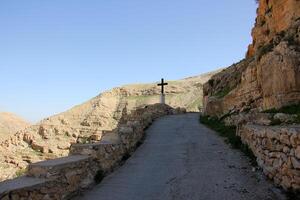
[[76, 113, 285, 200]]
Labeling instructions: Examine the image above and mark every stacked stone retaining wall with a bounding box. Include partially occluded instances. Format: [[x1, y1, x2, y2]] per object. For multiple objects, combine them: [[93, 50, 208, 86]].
[[238, 124, 300, 190]]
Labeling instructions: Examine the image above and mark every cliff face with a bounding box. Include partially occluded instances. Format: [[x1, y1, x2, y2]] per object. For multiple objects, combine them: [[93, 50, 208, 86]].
[[204, 0, 300, 116], [247, 0, 300, 57]]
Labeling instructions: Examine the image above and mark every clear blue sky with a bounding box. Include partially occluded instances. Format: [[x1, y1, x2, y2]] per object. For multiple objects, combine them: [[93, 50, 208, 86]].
[[0, 0, 257, 122]]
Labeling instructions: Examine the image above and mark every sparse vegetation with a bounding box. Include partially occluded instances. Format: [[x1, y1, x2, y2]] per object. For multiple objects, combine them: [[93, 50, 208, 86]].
[[208, 79, 214, 87], [187, 98, 202, 111], [77, 136, 90, 144], [200, 115, 257, 166], [263, 103, 300, 114], [214, 86, 233, 98], [15, 168, 27, 177], [64, 131, 70, 138], [265, 7, 272, 15], [283, 34, 298, 46], [270, 118, 282, 126], [32, 149, 43, 156], [263, 103, 300, 123], [256, 43, 274, 61], [260, 20, 266, 26]]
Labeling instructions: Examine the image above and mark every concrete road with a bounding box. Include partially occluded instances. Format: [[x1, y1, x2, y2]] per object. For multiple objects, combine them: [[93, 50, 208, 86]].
[[76, 113, 285, 200]]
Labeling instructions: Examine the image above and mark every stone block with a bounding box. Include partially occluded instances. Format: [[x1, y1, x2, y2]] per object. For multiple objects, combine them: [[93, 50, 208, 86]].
[[280, 134, 290, 145], [0, 176, 48, 198], [291, 157, 300, 169], [27, 155, 91, 178], [295, 146, 300, 159]]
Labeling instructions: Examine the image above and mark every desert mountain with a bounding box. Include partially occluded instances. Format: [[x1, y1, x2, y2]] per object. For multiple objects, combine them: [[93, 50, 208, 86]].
[[0, 112, 30, 142], [0, 70, 218, 181]]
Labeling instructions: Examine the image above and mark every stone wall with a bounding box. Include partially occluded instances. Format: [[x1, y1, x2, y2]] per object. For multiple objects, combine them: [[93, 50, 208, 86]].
[[0, 104, 185, 200], [238, 124, 300, 190]]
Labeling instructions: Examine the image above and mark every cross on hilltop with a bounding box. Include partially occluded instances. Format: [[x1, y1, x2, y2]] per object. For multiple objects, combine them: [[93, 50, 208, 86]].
[[157, 78, 168, 94], [157, 78, 168, 104]]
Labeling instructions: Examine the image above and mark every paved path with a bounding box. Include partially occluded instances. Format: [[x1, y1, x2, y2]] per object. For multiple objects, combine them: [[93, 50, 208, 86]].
[[76, 113, 285, 200]]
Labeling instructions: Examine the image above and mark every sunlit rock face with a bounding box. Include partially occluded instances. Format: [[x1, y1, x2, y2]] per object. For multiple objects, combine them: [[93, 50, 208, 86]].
[[247, 0, 300, 58], [203, 0, 300, 116]]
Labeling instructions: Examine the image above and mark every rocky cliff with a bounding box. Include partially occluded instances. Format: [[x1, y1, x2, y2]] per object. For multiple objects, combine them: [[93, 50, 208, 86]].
[[204, 0, 300, 116], [247, 0, 300, 57], [0, 71, 217, 182]]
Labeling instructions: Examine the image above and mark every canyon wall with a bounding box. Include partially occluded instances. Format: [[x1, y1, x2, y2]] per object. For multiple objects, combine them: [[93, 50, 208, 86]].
[[204, 0, 300, 116]]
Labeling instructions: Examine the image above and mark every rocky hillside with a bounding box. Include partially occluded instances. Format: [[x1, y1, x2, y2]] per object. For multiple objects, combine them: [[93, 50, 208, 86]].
[[0, 71, 217, 182], [204, 0, 300, 116], [0, 112, 30, 142]]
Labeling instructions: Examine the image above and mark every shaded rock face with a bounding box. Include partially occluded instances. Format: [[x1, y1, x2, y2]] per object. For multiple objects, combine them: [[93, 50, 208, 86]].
[[247, 0, 300, 57], [204, 0, 300, 116]]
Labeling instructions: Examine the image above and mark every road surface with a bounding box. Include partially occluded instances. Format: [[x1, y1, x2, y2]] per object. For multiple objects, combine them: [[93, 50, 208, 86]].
[[76, 113, 285, 200]]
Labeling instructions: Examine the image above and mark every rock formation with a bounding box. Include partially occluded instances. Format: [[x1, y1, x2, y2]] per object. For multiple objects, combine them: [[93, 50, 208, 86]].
[[204, 0, 300, 116], [0, 71, 217, 182], [247, 0, 300, 57]]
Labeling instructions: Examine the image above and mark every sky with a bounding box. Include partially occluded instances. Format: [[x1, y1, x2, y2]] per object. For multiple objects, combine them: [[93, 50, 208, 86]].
[[0, 0, 257, 122]]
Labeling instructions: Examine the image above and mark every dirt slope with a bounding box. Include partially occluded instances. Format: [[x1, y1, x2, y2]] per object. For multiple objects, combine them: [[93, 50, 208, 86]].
[[0, 112, 30, 142]]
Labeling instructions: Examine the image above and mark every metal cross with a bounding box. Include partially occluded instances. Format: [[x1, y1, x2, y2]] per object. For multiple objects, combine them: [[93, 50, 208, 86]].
[[157, 78, 168, 94]]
